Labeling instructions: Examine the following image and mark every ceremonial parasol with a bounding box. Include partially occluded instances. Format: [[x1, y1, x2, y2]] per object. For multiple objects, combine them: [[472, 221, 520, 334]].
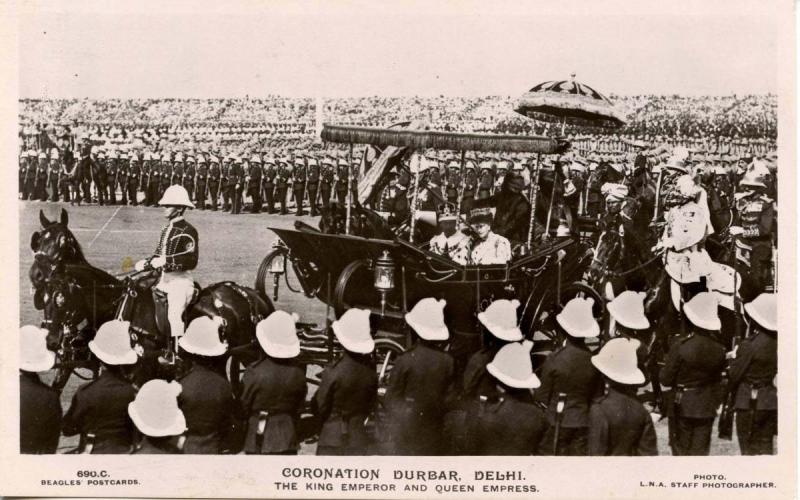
[[514, 73, 627, 132]]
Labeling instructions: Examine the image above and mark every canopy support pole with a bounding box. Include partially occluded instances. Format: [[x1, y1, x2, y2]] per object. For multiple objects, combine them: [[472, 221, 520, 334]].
[[346, 143, 353, 235], [456, 151, 466, 222], [527, 153, 542, 250], [409, 153, 421, 244], [543, 158, 560, 240]]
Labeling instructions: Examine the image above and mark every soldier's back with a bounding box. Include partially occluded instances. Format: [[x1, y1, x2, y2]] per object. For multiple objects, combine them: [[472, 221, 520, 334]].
[[62, 370, 136, 453], [588, 387, 657, 456], [473, 394, 548, 455], [178, 364, 236, 454], [20, 372, 61, 454]]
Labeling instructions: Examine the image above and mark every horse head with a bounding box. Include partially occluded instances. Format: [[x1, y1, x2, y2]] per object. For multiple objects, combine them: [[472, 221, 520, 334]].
[[30, 208, 87, 288], [588, 229, 623, 287]]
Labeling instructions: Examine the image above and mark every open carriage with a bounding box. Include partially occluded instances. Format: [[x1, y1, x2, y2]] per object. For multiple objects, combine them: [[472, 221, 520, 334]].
[[256, 125, 602, 379]]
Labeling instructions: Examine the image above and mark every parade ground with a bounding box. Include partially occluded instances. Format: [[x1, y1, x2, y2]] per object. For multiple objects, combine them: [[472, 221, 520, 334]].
[[18, 200, 740, 455]]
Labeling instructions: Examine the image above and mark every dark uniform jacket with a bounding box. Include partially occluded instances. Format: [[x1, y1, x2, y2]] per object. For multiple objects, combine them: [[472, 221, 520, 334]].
[[247, 163, 262, 191], [472, 391, 548, 455], [535, 339, 604, 428], [588, 385, 658, 456], [241, 356, 307, 454], [313, 352, 378, 453], [146, 217, 199, 272], [384, 342, 455, 454], [659, 333, 726, 419], [20, 372, 62, 454], [728, 331, 777, 410], [62, 370, 137, 454], [131, 437, 182, 455], [462, 347, 500, 400], [479, 190, 531, 243], [736, 193, 775, 240], [178, 363, 237, 454]]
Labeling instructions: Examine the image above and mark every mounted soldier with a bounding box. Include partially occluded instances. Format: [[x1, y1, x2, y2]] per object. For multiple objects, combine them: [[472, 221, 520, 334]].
[[134, 185, 199, 364], [729, 162, 776, 295]]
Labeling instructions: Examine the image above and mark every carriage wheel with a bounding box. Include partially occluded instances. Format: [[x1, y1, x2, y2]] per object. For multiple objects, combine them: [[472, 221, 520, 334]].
[[256, 249, 322, 301], [374, 337, 405, 389], [332, 258, 373, 318], [255, 249, 286, 301]]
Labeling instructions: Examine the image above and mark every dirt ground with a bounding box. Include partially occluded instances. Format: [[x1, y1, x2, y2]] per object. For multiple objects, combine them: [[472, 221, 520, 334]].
[[19, 199, 741, 455]]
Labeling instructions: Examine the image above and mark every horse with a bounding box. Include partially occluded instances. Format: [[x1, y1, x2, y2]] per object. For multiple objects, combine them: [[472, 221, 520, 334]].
[[28, 209, 275, 392], [35, 261, 274, 392], [29, 209, 89, 289]]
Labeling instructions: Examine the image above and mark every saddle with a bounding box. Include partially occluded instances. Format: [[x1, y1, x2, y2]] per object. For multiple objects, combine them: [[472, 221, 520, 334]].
[[140, 277, 201, 337]]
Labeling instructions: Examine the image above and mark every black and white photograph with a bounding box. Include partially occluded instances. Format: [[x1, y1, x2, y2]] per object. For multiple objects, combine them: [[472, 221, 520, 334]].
[[1, 0, 796, 498]]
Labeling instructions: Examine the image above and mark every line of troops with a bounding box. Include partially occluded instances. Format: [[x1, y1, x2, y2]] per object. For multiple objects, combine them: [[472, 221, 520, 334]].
[[17, 146, 363, 216], [18, 140, 778, 224], [20, 286, 776, 456]]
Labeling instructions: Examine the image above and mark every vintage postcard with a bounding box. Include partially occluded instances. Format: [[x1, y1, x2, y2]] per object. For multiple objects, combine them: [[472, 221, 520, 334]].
[[0, 0, 795, 498]]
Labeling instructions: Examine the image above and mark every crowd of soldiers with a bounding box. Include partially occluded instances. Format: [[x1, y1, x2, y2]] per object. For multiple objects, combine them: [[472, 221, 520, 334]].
[[18, 141, 364, 217], [18, 112, 779, 457], [20, 288, 777, 456]]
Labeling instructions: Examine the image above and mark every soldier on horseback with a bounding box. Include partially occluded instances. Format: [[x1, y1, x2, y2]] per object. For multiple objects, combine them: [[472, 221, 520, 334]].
[[729, 162, 776, 294], [134, 184, 199, 364]]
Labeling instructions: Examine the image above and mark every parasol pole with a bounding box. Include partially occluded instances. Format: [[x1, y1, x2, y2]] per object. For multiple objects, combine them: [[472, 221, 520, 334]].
[[346, 143, 353, 235], [651, 167, 665, 223], [456, 151, 466, 220], [543, 157, 561, 240], [408, 153, 421, 244], [527, 153, 542, 250]]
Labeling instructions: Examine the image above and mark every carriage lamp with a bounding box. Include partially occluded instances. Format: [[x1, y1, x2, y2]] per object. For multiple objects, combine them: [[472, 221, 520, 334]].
[[269, 241, 287, 301], [373, 250, 396, 316]]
